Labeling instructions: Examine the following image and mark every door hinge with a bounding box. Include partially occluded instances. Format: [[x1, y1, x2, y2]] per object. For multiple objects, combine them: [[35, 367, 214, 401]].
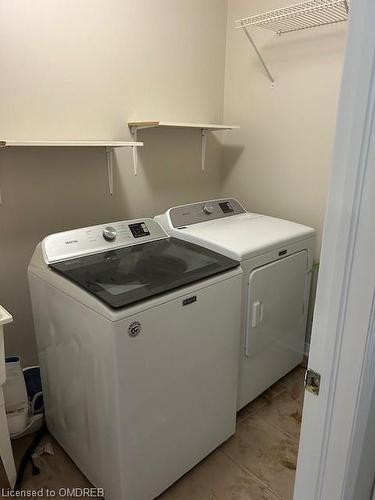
[[304, 369, 321, 396]]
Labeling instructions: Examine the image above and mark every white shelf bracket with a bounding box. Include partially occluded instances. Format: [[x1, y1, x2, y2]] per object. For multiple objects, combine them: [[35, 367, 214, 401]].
[[130, 126, 138, 176], [201, 129, 207, 171], [242, 27, 275, 87], [105, 147, 114, 196]]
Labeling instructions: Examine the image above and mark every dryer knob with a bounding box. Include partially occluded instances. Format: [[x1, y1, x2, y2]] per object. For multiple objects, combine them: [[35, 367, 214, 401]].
[[202, 204, 214, 215], [103, 226, 117, 241]]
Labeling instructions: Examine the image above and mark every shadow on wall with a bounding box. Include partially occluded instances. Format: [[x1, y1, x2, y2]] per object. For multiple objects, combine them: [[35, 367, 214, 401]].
[[114, 126, 226, 218], [0, 132, 227, 365], [222, 144, 245, 179], [0, 146, 125, 365]]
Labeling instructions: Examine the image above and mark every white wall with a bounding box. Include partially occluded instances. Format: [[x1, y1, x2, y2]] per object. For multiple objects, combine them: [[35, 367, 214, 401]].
[[0, 0, 228, 364], [0, 0, 347, 365], [222, 0, 347, 258]]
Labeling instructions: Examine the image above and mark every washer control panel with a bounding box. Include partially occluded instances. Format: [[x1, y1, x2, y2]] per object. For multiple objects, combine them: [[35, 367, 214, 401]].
[[169, 199, 246, 228], [42, 218, 167, 264]]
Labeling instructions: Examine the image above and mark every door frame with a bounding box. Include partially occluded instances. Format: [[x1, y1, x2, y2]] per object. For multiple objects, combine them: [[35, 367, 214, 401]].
[[294, 0, 375, 499]]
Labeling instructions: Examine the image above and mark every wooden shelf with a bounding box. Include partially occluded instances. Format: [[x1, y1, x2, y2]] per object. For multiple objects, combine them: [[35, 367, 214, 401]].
[[128, 121, 239, 131], [128, 121, 239, 171], [0, 140, 142, 148]]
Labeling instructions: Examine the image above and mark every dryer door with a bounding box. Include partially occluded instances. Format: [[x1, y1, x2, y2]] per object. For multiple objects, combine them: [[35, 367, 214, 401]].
[[246, 251, 308, 360]]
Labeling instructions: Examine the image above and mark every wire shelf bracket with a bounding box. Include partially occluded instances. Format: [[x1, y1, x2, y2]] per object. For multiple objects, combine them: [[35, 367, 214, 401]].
[[235, 0, 349, 85], [243, 27, 275, 86]]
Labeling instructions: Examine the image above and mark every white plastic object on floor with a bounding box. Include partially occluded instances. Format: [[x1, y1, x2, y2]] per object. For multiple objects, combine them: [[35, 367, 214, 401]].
[[0, 306, 17, 488], [6, 406, 29, 436], [3, 356, 29, 435], [3, 357, 28, 411], [11, 413, 43, 439]]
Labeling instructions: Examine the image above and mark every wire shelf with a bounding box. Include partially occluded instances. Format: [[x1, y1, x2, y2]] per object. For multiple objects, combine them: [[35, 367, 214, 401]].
[[235, 0, 349, 35]]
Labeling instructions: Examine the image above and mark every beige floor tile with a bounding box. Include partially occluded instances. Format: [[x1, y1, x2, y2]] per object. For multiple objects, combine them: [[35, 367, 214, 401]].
[[254, 377, 305, 440], [0, 367, 305, 499], [0, 434, 93, 498], [236, 395, 269, 424], [236, 375, 289, 424], [0, 434, 36, 488], [282, 367, 306, 395], [257, 394, 303, 441], [158, 449, 279, 500], [221, 415, 299, 500]]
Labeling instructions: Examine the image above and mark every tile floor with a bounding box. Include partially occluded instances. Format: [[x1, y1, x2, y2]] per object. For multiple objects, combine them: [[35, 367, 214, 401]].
[[0, 366, 305, 500]]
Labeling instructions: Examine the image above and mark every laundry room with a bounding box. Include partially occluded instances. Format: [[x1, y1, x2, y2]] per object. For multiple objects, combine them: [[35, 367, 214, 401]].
[[0, 1, 361, 499]]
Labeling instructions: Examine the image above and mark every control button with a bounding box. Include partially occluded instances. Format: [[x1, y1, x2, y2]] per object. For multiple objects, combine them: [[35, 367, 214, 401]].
[[202, 204, 214, 215], [103, 226, 117, 241]]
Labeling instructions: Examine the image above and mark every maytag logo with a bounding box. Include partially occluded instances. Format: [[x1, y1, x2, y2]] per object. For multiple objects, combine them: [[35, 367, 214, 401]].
[[183, 295, 197, 306], [65, 240, 78, 245]]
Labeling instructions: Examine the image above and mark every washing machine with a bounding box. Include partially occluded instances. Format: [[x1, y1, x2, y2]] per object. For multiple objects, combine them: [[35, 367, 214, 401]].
[[28, 217, 242, 500], [155, 199, 315, 410]]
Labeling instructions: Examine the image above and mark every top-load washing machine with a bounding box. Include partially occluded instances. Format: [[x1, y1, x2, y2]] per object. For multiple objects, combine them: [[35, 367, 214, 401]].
[[155, 199, 315, 410], [28, 217, 242, 500]]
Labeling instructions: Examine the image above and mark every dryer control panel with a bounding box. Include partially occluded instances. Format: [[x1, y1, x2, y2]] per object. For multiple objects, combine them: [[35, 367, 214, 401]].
[[42, 218, 167, 263], [168, 199, 246, 228]]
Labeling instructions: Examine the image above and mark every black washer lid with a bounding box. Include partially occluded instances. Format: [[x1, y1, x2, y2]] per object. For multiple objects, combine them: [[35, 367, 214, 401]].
[[50, 237, 239, 308]]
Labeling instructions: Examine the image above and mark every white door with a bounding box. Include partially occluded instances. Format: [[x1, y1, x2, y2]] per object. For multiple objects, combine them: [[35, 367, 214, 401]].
[[294, 1, 375, 499], [246, 251, 307, 363]]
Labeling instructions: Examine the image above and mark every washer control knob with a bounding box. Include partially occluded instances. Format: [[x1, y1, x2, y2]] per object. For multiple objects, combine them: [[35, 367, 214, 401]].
[[103, 226, 117, 241], [202, 204, 214, 215]]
